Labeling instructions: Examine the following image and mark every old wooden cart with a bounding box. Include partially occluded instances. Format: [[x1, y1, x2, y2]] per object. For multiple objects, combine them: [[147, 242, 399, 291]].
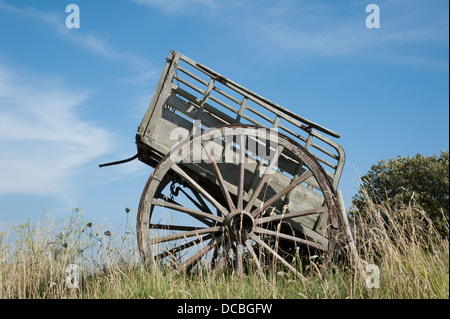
[[134, 50, 345, 276]]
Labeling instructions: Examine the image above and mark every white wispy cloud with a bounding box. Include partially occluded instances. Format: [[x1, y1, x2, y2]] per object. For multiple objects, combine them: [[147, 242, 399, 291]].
[[238, 1, 447, 61], [0, 1, 153, 204], [130, 0, 448, 69], [0, 0, 158, 83], [0, 63, 114, 202]]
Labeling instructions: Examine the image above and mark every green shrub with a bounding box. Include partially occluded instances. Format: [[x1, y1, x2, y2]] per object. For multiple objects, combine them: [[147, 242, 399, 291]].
[[352, 151, 449, 237]]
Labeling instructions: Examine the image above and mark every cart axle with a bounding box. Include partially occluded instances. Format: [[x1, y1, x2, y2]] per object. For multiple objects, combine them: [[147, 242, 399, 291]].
[[224, 210, 255, 242]]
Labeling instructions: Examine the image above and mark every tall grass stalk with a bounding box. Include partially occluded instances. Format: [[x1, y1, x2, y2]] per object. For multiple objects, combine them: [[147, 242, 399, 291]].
[[0, 198, 448, 299]]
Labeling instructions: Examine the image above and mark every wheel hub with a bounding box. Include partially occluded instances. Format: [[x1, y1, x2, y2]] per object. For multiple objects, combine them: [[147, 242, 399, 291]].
[[224, 210, 255, 242]]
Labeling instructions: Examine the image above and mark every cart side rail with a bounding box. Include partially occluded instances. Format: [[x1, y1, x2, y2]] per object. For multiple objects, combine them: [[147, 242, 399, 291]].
[[137, 50, 345, 188]]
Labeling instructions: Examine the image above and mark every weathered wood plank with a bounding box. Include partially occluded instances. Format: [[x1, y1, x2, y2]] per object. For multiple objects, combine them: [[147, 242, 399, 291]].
[[139, 51, 345, 192], [145, 51, 182, 140], [172, 74, 338, 178], [137, 50, 176, 138], [136, 51, 347, 251], [166, 93, 323, 190], [179, 53, 340, 138]]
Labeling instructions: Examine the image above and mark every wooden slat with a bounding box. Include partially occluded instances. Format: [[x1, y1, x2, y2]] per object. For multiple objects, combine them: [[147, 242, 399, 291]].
[[152, 105, 324, 192], [167, 94, 227, 128], [145, 51, 182, 138], [138, 50, 177, 137], [172, 86, 236, 125], [235, 97, 247, 123], [137, 51, 347, 248], [177, 65, 209, 87], [172, 52, 343, 185], [179, 53, 341, 138], [172, 71, 341, 176]]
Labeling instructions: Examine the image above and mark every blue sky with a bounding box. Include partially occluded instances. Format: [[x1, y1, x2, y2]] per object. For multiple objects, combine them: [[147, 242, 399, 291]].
[[0, 0, 448, 233]]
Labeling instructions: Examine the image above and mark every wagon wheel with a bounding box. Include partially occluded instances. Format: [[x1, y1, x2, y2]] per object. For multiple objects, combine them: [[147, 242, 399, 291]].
[[137, 125, 341, 277]]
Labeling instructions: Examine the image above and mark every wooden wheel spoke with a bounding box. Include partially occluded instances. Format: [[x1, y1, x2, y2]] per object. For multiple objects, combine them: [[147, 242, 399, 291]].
[[155, 196, 214, 227], [151, 198, 223, 224], [256, 206, 328, 225], [149, 224, 207, 232], [254, 226, 327, 251], [245, 145, 284, 212], [209, 243, 221, 269], [203, 142, 236, 212], [149, 226, 222, 245], [214, 239, 232, 271], [171, 164, 229, 216], [154, 235, 212, 261], [250, 234, 306, 280], [179, 234, 225, 272], [137, 125, 341, 275], [175, 185, 214, 216], [244, 240, 266, 280], [251, 170, 313, 218], [189, 187, 214, 215]]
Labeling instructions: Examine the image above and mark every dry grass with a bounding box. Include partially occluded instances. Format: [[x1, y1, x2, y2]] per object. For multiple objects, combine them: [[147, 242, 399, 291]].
[[349, 189, 449, 298], [0, 196, 448, 299]]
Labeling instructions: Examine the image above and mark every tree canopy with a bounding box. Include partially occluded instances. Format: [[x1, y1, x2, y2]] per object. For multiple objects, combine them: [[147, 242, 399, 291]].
[[352, 151, 449, 236]]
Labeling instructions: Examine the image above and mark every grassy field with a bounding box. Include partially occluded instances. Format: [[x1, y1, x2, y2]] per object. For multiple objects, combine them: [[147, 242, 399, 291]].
[[0, 197, 448, 299]]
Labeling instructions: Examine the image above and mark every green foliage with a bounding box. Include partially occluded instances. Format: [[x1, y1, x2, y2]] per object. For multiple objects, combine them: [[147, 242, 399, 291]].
[[353, 150, 449, 236]]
